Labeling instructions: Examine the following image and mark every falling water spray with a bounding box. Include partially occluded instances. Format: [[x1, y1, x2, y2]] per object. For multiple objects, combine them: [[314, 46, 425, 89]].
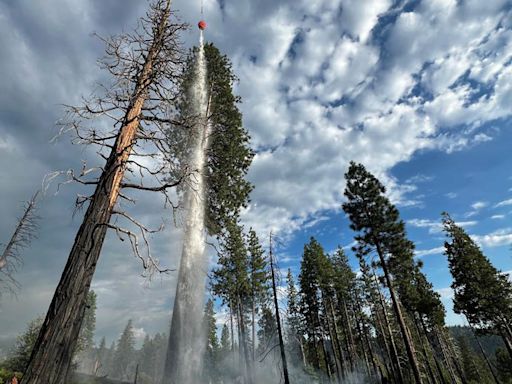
[[162, 31, 209, 384]]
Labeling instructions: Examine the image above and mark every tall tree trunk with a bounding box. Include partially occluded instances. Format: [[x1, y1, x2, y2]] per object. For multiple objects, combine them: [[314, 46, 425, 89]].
[[419, 319, 449, 384], [413, 316, 438, 384], [342, 299, 357, 371], [329, 301, 346, 379], [238, 297, 253, 384], [374, 242, 423, 384], [269, 233, 290, 384], [374, 270, 404, 384], [354, 311, 371, 376], [230, 304, 236, 364], [21, 5, 172, 384], [434, 326, 460, 384], [472, 331, 500, 384], [440, 328, 467, 384], [252, 297, 256, 362], [325, 299, 343, 382], [354, 293, 378, 378]]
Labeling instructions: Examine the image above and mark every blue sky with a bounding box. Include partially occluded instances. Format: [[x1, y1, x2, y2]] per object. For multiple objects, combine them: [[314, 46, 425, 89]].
[[0, 0, 511, 346]]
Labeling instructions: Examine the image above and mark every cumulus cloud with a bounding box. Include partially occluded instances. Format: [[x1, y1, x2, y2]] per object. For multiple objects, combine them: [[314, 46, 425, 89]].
[[407, 218, 477, 234], [472, 228, 512, 247], [415, 246, 445, 258], [1, 0, 511, 342], [495, 198, 512, 208]]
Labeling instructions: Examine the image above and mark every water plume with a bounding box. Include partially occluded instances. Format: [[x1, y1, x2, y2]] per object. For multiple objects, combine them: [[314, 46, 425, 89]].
[[162, 31, 209, 384]]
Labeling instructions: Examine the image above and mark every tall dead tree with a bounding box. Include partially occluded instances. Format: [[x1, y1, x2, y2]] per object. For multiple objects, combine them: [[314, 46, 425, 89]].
[[22, 2, 187, 383], [0, 192, 39, 297]]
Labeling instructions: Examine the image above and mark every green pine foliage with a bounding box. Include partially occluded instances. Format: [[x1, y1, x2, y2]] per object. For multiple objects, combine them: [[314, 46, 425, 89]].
[[112, 319, 136, 380], [443, 213, 512, 344], [203, 299, 220, 382]]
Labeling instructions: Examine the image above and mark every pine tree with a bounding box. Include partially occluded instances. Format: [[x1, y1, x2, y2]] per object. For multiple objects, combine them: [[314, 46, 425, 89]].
[[3, 317, 43, 373], [443, 212, 512, 358], [139, 335, 155, 379], [286, 269, 306, 367], [22, 2, 186, 382], [204, 299, 220, 382], [257, 306, 277, 356], [456, 336, 487, 384], [298, 237, 332, 377], [342, 161, 423, 384], [167, 43, 254, 238], [220, 324, 231, 359], [113, 319, 136, 380], [211, 219, 252, 382], [94, 337, 108, 376], [495, 348, 512, 383], [247, 228, 268, 360]]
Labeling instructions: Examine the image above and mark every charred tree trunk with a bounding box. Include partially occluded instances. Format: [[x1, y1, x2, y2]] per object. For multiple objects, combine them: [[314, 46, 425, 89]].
[[269, 233, 290, 384], [375, 242, 423, 384], [21, 4, 174, 383]]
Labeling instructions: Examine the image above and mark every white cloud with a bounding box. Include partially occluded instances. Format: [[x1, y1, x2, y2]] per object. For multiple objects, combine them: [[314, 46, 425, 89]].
[[472, 228, 512, 247], [471, 201, 488, 210], [495, 198, 512, 208], [415, 246, 445, 258], [408, 218, 477, 234], [491, 214, 506, 220]]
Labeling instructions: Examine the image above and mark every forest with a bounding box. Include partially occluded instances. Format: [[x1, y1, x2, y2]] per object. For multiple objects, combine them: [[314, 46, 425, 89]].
[[0, 1, 511, 384]]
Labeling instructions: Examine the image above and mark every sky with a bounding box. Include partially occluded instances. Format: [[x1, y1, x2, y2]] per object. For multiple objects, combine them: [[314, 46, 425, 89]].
[[0, 0, 511, 349]]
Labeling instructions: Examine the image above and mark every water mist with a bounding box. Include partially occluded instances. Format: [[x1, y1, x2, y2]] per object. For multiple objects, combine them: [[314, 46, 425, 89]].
[[162, 31, 209, 384]]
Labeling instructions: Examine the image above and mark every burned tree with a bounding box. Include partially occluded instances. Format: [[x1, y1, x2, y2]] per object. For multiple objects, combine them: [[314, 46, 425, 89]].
[[22, 1, 187, 383], [0, 192, 39, 298]]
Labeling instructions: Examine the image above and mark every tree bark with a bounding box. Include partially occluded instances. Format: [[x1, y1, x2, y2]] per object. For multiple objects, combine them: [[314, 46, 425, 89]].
[[329, 301, 346, 380], [342, 299, 357, 371], [375, 242, 423, 384], [473, 332, 500, 384], [21, 5, 172, 383], [413, 317, 438, 384], [374, 270, 404, 384], [269, 233, 290, 384]]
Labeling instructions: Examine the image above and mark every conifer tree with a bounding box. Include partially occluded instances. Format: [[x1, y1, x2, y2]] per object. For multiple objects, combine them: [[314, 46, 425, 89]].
[[247, 228, 269, 360], [94, 337, 108, 376], [286, 269, 306, 367], [113, 320, 136, 380], [220, 324, 231, 359], [495, 348, 512, 383], [442, 213, 512, 358], [204, 299, 220, 382], [22, 2, 186, 382], [342, 161, 423, 384], [298, 237, 332, 377], [456, 336, 487, 384], [139, 335, 156, 380]]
